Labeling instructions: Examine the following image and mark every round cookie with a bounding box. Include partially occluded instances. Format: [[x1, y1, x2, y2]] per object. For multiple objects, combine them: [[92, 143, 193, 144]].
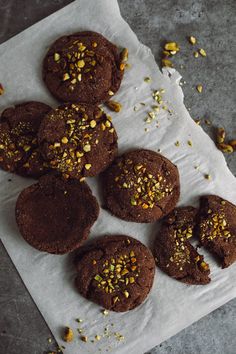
[[154, 207, 211, 285], [38, 103, 118, 179], [43, 31, 124, 104], [0, 101, 52, 177], [102, 149, 180, 223], [198, 195, 236, 268], [15, 174, 99, 254], [74, 235, 155, 312]]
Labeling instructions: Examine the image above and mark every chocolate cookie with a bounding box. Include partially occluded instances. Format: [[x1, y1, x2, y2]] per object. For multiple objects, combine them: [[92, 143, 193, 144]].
[[102, 149, 180, 223], [38, 103, 118, 179], [75, 235, 155, 312], [0, 101, 52, 177], [15, 174, 99, 254], [198, 195, 236, 268], [43, 31, 124, 104], [154, 207, 210, 285]]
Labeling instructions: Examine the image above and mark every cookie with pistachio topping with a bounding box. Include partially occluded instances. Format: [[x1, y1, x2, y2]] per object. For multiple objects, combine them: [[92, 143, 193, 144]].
[[102, 149, 180, 223], [38, 103, 118, 179], [43, 31, 124, 104], [154, 207, 211, 285], [197, 195, 236, 268], [74, 235, 155, 312], [15, 174, 99, 254], [0, 101, 52, 177]]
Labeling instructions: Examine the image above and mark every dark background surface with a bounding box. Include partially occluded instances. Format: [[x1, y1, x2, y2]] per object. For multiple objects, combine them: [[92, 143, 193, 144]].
[[0, 1, 235, 353]]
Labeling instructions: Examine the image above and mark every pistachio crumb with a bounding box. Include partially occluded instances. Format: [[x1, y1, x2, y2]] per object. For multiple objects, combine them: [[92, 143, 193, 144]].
[[102, 309, 109, 316], [63, 327, 73, 342], [61, 137, 68, 144], [193, 51, 199, 58], [162, 59, 173, 68], [90, 120, 96, 128], [204, 174, 211, 180], [63, 73, 70, 81], [85, 163, 92, 170], [144, 77, 151, 83], [164, 42, 180, 52], [80, 335, 88, 342], [189, 36, 197, 45], [196, 84, 203, 93], [199, 48, 207, 57], [187, 140, 193, 147]]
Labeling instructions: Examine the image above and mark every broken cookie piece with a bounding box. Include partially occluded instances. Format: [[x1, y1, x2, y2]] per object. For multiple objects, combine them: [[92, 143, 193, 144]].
[[198, 195, 236, 268], [154, 207, 210, 285]]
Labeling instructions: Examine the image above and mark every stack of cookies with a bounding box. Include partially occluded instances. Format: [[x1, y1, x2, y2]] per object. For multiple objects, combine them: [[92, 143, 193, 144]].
[[1, 31, 236, 313]]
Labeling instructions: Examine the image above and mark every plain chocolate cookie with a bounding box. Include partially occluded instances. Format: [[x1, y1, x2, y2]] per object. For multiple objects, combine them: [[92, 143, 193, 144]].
[[75, 235, 155, 312], [43, 31, 124, 104], [15, 174, 99, 254], [102, 149, 180, 223], [198, 195, 236, 268], [154, 207, 211, 285], [0, 101, 52, 177], [38, 103, 118, 179]]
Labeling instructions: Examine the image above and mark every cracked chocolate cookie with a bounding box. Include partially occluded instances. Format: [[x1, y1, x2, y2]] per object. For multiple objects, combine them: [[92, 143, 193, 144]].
[[43, 31, 124, 104], [15, 174, 99, 254], [0, 101, 51, 177], [102, 149, 180, 223], [75, 235, 155, 312], [154, 207, 211, 285], [38, 103, 118, 179], [198, 195, 236, 268]]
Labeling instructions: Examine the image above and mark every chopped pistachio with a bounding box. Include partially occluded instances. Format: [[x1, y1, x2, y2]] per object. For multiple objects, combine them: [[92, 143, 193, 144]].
[[63, 327, 74, 342], [204, 174, 211, 180], [196, 84, 203, 93], [83, 144, 91, 152], [102, 309, 109, 316], [162, 59, 173, 68], [164, 42, 180, 52], [187, 140, 193, 147], [85, 163, 92, 170], [54, 53, 60, 61], [144, 77, 151, 83], [61, 137, 68, 144], [105, 100, 122, 112], [217, 143, 234, 153], [229, 139, 236, 150], [63, 73, 70, 81], [199, 48, 207, 57], [194, 51, 199, 58], [94, 274, 102, 282], [175, 141, 180, 147], [121, 48, 129, 62], [216, 128, 226, 144], [90, 120, 97, 128], [80, 335, 88, 342], [77, 60, 85, 68], [189, 36, 197, 45], [123, 290, 129, 298], [95, 335, 101, 341]]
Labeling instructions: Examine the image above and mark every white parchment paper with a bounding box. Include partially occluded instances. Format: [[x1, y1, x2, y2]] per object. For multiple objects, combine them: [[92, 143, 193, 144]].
[[0, 1, 236, 353]]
